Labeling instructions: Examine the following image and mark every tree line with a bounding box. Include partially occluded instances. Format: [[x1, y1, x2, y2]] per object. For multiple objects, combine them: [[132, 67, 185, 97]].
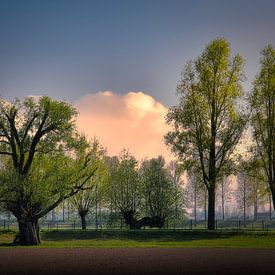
[[0, 38, 274, 245]]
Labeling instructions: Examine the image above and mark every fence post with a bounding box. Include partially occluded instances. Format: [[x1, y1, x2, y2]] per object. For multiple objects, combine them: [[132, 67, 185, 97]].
[[262, 220, 264, 230], [215, 220, 218, 230], [190, 219, 193, 230], [73, 220, 76, 230], [238, 220, 241, 230]]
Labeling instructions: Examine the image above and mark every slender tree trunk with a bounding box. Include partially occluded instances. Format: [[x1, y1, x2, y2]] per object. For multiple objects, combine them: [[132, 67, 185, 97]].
[[67, 200, 70, 220], [269, 192, 272, 220], [222, 180, 225, 221], [17, 218, 40, 245], [194, 187, 197, 227], [243, 192, 246, 228], [204, 189, 207, 222], [254, 197, 258, 221], [207, 186, 215, 230], [270, 183, 275, 219], [95, 183, 98, 230], [62, 201, 65, 222], [99, 200, 102, 228]]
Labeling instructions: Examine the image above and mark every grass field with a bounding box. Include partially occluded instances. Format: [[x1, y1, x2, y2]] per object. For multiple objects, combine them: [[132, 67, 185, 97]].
[[1, 229, 275, 248]]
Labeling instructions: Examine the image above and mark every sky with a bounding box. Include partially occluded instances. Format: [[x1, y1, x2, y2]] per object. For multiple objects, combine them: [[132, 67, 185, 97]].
[[0, 0, 274, 159]]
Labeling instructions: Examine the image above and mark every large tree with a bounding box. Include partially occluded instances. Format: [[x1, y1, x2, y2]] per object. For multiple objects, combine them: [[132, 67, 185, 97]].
[[165, 38, 246, 229], [250, 45, 275, 211], [0, 96, 96, 245]]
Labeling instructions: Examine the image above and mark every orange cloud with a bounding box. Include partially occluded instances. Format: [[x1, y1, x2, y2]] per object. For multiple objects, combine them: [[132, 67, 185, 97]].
[[74, 91, 173, 161]]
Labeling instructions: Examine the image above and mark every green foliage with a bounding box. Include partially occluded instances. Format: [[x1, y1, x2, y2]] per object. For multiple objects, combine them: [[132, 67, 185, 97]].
[[250, 44, 275, 195], [70, 138, 108, 215], [0, 96, 97, 224], [107, 149, 142, 216], [165, 38, 246, 184], [140, 156, 184, 221]]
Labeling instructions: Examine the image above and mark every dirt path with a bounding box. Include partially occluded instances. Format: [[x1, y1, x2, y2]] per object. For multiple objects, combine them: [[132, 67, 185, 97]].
[[0, 248, 275, 275]]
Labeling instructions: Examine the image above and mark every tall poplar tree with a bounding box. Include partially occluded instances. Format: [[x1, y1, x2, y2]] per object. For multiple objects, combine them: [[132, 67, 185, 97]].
[[165, 38, 246, 229]]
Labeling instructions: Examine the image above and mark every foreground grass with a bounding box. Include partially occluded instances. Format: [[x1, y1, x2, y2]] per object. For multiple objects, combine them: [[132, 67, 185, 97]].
[[1, 229, 275, 248]]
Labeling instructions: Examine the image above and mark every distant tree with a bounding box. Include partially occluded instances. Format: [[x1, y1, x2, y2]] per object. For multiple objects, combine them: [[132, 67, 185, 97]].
[[240, 158, 267, 221], [107, 149, 143, 228], [198, 184, 208, 222], [141, 156, 183, 228], [217, 176, 232, 220], [185, 168, 203, 226], [248, 177, 266, 221], [70, 138, 108, 229], [0, 96, 96, 245], [250, 45, 275, 211], [166, 161, 186, 226], [165, 38, 246, 229], [236, 171, 250, 227]]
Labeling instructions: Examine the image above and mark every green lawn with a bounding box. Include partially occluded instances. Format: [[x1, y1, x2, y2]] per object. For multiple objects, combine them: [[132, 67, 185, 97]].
[[1, 229, 275, 248]]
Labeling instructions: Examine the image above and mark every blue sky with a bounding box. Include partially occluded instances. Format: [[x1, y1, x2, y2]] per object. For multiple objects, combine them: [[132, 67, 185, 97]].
[[0, 0, 274, 106]]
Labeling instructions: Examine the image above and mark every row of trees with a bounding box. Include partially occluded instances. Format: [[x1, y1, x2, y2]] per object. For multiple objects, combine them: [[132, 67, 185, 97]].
[[186, 171, 271, 226], [70, 147, 184, 230], [165, 39, 274, 230]]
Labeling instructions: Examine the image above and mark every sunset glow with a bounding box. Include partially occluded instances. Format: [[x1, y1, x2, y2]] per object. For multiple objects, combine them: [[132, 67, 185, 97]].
[[75, 91, 173, 160]]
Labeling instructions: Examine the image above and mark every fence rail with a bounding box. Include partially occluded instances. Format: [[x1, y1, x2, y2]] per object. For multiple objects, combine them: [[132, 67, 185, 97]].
[[1, 219, 275, 231]]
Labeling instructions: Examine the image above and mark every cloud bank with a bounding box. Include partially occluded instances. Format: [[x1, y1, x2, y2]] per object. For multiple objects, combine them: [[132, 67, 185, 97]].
[[74, 91, 172, 161]]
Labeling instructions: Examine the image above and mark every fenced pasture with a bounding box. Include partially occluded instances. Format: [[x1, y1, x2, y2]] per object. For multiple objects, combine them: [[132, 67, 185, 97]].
[[1, 218, 275, 232]]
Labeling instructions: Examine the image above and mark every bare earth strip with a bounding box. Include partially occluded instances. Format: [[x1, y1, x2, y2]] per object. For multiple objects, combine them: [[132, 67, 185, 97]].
[[0, 248, 275, 275]]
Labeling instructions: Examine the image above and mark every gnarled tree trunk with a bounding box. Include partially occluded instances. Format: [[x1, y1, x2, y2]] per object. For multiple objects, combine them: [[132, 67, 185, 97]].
[[122, 210, 165, 229], [17, 218, 40, 245]]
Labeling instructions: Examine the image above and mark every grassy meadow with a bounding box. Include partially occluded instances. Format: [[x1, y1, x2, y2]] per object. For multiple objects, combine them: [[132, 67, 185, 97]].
[[1, 229, 275, 249]]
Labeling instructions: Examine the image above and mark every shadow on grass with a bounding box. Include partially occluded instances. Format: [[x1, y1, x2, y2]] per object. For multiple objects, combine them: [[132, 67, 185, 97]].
[[41, 229, 259, 242], [0, 229, 272, 246]]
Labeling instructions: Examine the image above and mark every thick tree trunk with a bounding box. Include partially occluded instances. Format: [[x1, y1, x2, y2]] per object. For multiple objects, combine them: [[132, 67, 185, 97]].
[[78, 210, 88, 230], [123, 210, 135, 228], [80, 214, 87, 230], [207, 187, 215, 230], [17, 218, 40, 245]]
